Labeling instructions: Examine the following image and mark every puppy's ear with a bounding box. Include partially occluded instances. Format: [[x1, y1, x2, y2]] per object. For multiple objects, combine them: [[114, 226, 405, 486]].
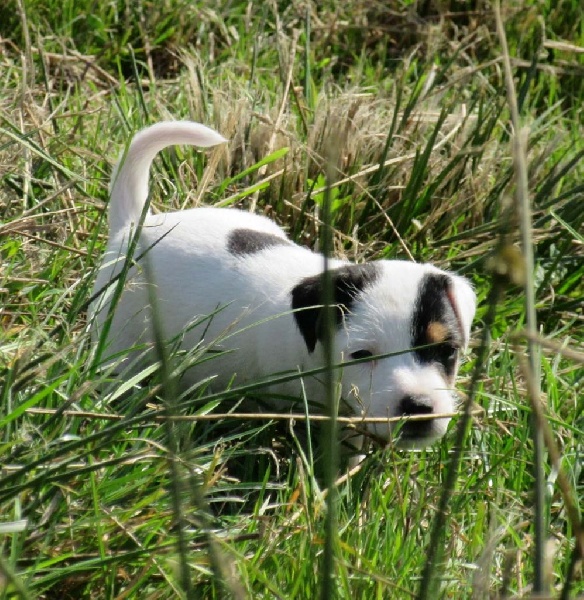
[[446, 275, 476, 350], [290, 277, 324, 353], [291, 264, 378, 353]]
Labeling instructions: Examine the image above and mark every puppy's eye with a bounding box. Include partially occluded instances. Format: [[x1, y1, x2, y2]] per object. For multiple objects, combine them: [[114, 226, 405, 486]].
[[350, 350, 374, 361], [439, 343, 459, 364], [446, 343, 459, 358]]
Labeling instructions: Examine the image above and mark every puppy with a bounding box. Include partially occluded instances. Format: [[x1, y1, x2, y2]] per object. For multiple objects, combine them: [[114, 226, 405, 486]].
[[91, 121, 476, 447]]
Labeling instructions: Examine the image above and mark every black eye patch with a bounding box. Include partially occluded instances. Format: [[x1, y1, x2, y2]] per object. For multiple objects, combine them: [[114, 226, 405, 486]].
[[411, 273, 461, 378]]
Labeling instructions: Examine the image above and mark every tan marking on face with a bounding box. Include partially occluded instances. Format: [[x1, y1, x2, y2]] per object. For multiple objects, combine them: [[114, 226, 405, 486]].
[[426, 321, 449, 344]]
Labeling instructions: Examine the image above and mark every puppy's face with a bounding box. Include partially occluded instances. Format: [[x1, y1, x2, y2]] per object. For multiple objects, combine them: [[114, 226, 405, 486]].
[[291, 261, 476, 446]]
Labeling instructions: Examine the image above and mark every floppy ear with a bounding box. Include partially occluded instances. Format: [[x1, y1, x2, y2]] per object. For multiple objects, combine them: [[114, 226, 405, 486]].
[[290, 264, 378, 353], [446, 274, 476, 350]]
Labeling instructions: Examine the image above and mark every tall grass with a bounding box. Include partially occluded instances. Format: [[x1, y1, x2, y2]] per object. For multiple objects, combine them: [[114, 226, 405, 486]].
[[1, 0, 583, 598]]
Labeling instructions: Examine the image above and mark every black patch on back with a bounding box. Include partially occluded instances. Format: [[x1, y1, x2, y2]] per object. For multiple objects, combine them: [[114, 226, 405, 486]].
[[411, 273, 461, 378], [227, 228, 291, 255], [291, 263, 379, 353]]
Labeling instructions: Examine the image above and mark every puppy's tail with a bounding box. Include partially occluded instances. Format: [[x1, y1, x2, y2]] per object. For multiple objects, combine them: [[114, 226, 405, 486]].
[[108, 121, 226, 235]]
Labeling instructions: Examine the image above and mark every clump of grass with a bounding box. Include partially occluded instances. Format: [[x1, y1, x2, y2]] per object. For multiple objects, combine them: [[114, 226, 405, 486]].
[[1, 0, 583, 598]]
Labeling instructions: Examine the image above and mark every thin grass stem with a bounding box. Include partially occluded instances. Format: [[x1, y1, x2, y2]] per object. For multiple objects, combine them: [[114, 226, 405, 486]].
[[494, 3, 547, 593]]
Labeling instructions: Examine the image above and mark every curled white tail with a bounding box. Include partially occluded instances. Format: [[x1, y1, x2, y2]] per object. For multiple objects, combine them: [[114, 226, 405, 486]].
[[108, 121, 226, 235]]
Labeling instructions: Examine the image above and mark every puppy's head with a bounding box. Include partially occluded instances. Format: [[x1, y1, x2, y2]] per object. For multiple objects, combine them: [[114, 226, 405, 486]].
[[291, 261, 476, 447]]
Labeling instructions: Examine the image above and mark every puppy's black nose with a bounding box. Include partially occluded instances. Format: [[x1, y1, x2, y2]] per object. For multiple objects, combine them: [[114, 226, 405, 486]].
[[398, 395, 433, 439], [399, 395, 433, 417]]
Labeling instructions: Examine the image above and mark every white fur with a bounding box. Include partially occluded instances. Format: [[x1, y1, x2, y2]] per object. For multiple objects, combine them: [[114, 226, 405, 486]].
[[91, 121, 476, 446]]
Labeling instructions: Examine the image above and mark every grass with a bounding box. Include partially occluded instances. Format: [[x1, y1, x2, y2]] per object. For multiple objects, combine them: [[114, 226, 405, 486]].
[[1, 0, 583, 598]]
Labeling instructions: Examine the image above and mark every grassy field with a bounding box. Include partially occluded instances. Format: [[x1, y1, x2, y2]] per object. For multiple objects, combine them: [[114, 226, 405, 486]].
[[1, 0, 583, 598]]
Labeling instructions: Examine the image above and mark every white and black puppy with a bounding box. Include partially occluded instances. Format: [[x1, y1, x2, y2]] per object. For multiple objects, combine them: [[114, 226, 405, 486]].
[[91, 121, 476, 447]]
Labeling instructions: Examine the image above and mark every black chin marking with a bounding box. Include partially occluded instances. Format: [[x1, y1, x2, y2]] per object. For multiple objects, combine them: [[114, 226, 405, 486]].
[[227, 228, 291, 255], [291, 263, 379, 353], [411, 273, 461, 378]]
